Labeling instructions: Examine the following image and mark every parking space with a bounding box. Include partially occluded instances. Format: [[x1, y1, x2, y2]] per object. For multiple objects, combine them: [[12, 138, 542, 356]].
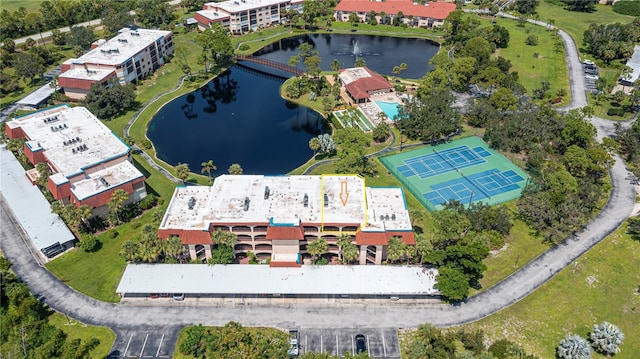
[[298, 328, 400, 358], [108, 326, 180, 358]]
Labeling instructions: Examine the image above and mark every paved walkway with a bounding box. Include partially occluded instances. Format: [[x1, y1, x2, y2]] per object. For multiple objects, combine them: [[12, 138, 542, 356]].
[[0, 12, 637, 355]]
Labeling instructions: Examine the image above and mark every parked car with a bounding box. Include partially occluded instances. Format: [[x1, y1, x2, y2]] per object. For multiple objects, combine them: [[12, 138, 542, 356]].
[[288, 330, 299, 357], [172, 293, 185, 301], [355, 334, 367, 354]]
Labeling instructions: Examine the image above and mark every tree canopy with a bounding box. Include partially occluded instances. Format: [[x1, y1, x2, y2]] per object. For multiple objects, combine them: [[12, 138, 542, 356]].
[[82, 79, 136, 120]]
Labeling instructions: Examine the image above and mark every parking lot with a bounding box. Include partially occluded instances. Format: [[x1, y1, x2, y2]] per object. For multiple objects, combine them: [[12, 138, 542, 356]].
[[298, 328, 401, 358], [108, 326, 180, 358]]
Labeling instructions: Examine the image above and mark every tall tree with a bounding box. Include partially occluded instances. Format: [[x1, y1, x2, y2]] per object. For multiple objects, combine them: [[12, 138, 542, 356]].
[[107, 189, 129, 224], [198, 24, 234, 68], [201, 159, 217, 184], [396, 88, 461, 142], [82, 79, 135, 120], [309, 137, 321, 157], [228, 163, 243, 175], [175, 163, 190, 183], [306, 238, 328, 263]]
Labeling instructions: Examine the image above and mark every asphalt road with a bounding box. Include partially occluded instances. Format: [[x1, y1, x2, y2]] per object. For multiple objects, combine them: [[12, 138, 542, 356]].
[[0, 10, 638, 358]]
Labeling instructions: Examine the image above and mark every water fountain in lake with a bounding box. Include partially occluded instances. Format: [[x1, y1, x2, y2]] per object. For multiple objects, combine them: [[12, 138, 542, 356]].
[[352, 40, 361, 56]]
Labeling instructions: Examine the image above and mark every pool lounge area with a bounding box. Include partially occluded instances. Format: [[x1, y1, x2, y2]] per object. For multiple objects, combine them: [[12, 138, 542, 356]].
[[375, 100, 401, 120]]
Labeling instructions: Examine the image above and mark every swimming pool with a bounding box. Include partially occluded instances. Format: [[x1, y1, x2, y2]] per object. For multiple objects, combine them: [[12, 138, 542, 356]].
[[375, 101, 401, 120]]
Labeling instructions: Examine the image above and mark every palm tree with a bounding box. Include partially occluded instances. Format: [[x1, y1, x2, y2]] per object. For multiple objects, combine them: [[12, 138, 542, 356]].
[[120, 240, 140, 262], [354, 56, 366, 68], [164, 236, 185, 259], [228, 163, 243, 175], [392, 66, 400, 76], [399, 63, 407, 76], [557, 334, 592, 359], [62, 204, 81, 229], [76, 205, 93, 231], [386, 236, 407, 263], [107, 189, 129, 225], [331, 59, 341, 73], [336, 234, 358, 264], [309, 137, 321, 157], [590, 322, 624, 356], [201, 159, 217, 184], [175, 163, 190, 184], [306, 238, 328, 264], [211, 229, 238, 248]]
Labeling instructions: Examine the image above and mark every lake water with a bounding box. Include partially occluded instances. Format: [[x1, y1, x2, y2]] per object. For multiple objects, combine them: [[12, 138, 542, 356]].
[[147, 34, 438, 175]]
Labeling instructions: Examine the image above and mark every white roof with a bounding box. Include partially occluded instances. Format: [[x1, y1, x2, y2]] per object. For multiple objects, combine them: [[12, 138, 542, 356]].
[[339, 67, 372, 86], [621, 45, 640, 84], [7, 105, 130, 177], [196, 9, 231, 21], [206, 0, 291, 13], [116, 264, 439, 296], [71, 161, 144, 200], [74, 28, 171, 66], [0, 146, 75, 251], [160, 175, 368, 229], [59, 67, 114, 82], [364, 187, 412, 231], [16, 81, 55, 107]]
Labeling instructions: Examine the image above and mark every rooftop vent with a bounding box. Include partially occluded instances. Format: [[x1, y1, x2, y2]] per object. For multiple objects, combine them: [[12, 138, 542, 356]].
[[118, 38, 128, 43], [243, 197, 250, 211], [100, 177, 109, 187], [63, 123, 67, 128], [303, 193, 309, 208], [385, 215, 390, 220], [264, 186, 270, 200], [72, 148, 76, 154], [324, 193, 329, 207], [380, 215, 384, 221], [391, 213, 396, 220], [188, 196, 196, 210], [51, 126, 56, 132]]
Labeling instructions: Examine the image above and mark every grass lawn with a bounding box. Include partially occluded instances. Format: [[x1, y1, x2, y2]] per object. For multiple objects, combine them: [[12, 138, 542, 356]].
[[49, 313, 116, 358], [456, 223, 640, 358], [535, 3, 635, 53], [0, 0, 51, 13], [476, 16, 569, 103]]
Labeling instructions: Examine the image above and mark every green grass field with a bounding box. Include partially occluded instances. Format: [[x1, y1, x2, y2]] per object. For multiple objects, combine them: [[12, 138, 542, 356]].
[[457, 222, 640, 358], [49, 313, 116, 358], [477, 16, 569, 102], [536, 3, 635, 53], [0, 0, 52, 13]]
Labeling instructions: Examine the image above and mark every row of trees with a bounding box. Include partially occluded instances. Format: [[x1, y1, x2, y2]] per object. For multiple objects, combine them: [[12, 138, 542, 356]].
[[0, 256, 101, 358], [0, 0, 175, 42]]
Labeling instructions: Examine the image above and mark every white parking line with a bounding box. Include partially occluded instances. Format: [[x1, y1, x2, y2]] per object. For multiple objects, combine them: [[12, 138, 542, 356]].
[[335, 334, 339, 356], [123, 334, 133, 357], [156, 333, 165, 358], [305, 335, 308, 353], [382, 333, 387, 357], [352, 335, 355, 356], [140, 333, 149, 358], [367, 336, 371, 358], [320, 335, 323, 353]]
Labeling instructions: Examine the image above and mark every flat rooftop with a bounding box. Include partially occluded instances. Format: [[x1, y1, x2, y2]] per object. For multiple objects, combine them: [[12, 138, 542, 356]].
[[365, 187, 412, 231], [75, 28, 171, 66], [621, 45, 640, 84], [160, 175, 367, 230], [116, 264, 439, 296], [1, 146, 75, 252], [16, 81, 55, 107], [196, 9, 231, 21], [206, 0, 291, 13], [339, 67, 372, 86], [59, 67, 115, 82], [7, 105, 130, 176], [71, 161, 144, 200]]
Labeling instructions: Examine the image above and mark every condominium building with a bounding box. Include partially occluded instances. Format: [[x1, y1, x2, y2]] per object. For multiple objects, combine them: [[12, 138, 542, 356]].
[[334, 0, 456, 28], [4, 105, 147, 213], [158, 175, 415, 266], [58, 28, 174, 100], [194, 0, 303, 34]]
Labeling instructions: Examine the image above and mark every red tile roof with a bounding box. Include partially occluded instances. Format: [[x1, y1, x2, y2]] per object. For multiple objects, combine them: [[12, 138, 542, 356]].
[[266, 226, 304, 241], [269, 261, 302, 268], [344, 67, 393, 100], [335, 0, 456, 20]]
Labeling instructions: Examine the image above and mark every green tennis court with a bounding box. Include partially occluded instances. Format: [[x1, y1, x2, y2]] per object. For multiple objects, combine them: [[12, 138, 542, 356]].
[[380, 137, 529, 211]]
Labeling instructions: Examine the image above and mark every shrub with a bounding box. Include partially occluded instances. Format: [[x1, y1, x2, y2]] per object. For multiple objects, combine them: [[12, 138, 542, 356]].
[[525, 35, 539, 46], [106, 228, 119, 238], [315, 256, 328, 265], [607, 108, 625, 117], [613, 1, 640, 16], [131, 221, 141, 230], [138, 194, 158, 210], [141, 139, 152, 150], [550, 97, 563, 104], [78, 234, 100, 252], [238, 44, 250, 51]]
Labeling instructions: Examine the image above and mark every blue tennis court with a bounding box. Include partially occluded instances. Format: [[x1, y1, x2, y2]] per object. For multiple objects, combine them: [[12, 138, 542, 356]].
[[396, 145, 491, 179], [423, 169, 525, 206]]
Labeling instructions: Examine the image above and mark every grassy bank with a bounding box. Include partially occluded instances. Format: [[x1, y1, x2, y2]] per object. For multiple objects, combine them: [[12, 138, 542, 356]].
[[457, 223, 640, 358], [49, 313, 116, 358]]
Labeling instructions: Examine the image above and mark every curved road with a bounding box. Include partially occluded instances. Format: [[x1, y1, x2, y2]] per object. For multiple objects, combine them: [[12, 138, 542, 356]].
[[0, 11, 637, 340]]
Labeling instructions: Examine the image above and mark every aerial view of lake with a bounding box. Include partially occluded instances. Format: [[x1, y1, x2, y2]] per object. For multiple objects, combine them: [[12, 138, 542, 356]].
[[147, 34, 438, 175]]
